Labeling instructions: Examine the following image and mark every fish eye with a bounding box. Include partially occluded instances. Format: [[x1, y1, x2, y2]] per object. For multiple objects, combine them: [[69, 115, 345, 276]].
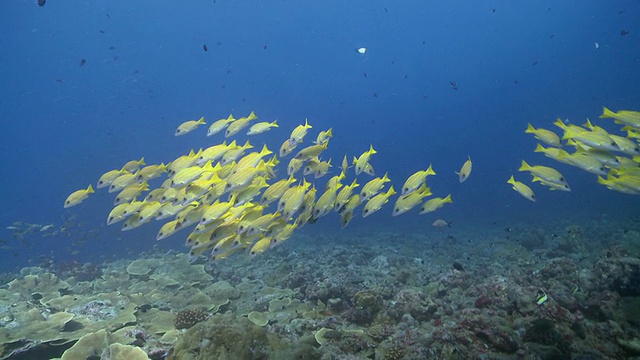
[[560, 177, 565, 181], [109, 216, 113, 221], [364, 209, 369, 214]]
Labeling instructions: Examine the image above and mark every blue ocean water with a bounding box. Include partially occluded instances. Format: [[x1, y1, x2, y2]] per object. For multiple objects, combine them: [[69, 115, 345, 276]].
[[0, 0, 638, 272]]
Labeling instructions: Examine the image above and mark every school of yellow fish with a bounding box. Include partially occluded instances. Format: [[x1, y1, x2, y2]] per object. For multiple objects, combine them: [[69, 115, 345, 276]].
[[64, 107, 640, 259], [65, 111, 459, 260], [509, 107, 640, 201]]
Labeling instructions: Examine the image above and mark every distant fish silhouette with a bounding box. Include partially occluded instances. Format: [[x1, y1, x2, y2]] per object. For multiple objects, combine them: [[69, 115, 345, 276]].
[[38, 0, 45, 6]]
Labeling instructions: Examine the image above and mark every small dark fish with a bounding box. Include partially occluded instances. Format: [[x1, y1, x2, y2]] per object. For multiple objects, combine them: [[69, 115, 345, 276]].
[[37, 0, 45, 6], [372, 92, 378, 98], [108, 46, 115, 50], [263, 44, 267, 50], [532, 60, 539, 66], [133, 70, 139, 74], [549, 33, 555, 39], [106, 13, 110, 19], [203, 44, 208, 51], [403, 74, 408, 79], [80, 58, 86, 67], [618, 10, 624, 14], [621, 29, 630, 36], [99, 29, 106, 34], [452, 262, 464, 271], [491, 8, 495, 13], [363, 72, 367, 78], [514, 80, 519, 84], [384, 8, 388, 12], [56, 79, 64, 83], [422, 94, 428, 99], [450, 81, 458, 90]]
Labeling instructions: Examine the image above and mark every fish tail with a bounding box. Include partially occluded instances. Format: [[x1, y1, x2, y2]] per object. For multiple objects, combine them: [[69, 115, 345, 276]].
[[87, 184, 95, 193], [444, 194, 453, 203], [507, 175, 515, 184], [248, 111, 257, 121], [198, 116, 206, 124], [525, 123, 535, 133], [600, 107, 615, 119], [534, 144, 545, 152], [519, 160, 531, 172]]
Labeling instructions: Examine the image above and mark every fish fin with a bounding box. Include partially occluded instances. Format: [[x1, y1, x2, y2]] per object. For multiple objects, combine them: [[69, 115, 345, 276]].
[[600, 107, 614, 119]]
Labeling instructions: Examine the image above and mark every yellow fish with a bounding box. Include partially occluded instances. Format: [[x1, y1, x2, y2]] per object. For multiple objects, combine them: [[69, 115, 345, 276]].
[[207, 114, 235, 137], [314, 185, 339, 218], [175, 116, 205, 136], [392, 184, 431, 216], [519, 160, 569, 188], [314, 159, 332, 179], [171, 161, 215, 188], [247, 120, 278, 135], [287, 157, 305, 176], [354, 145, 377, 175], [363, 186, 396, 218], [303, 157, 321, 176], [401, 165, 435, 195], [234, 144, 273, 173], [114, 181, 149, 205], [534, 144, 572, 164], [197, 141, 234, 165], [135, 163, 167, 182], [226, 162, 267, 191], [282, 181, 311, 220], [294, 143, 328, 161], [246, 212, 281, 236], [107, 202, 131, 225], [157, 219, 180, 240], [97, 169, 129, 189], [250, 236, 273, 256], [261, 175, 296, 205], [419, 194, 453, 214], [525, 124, 561, 147], [225, 111, 258, 138], [109, 172, 138, 193], [456, 156, 472, 183], [360, 173, 390, 201], [598, 174, 640, 194], [334, 179, 359, 212], [144, 188, 166, 202], [609, 134, 640, 156], [167, 149, 199, 176], [315, 128, 333, 145], [341, 154, 350, 175], [221, 140, 253, 166], [507, 176, 536, 202], [121, 157, 145, 172], [556, 152, 607, 176], [600, 107, 640, 129], [279, 138, 297, 157], [289, 118, 312, 146]]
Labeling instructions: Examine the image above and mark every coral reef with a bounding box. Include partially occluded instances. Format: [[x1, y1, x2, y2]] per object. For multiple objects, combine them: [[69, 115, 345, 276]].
[[0, 218, 638, 359]]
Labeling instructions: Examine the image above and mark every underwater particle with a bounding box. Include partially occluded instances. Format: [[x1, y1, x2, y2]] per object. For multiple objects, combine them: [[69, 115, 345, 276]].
[[80, 58, 87, 66], [203, 44, 208, 51], [594, 42, 599, 49], [356, 47, 367, 54], [263, 44, 267, 50], [532, 60, 539, 65], [372, 92, 377, 98], [38, 0, 45, 6], [621, 29, 630, 36], [492, 8, 495, 13], [450, 80, 458, 90], [174, 308, 208, 329], [549, 33, 555, 39], [363, 72, 367, 77]]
